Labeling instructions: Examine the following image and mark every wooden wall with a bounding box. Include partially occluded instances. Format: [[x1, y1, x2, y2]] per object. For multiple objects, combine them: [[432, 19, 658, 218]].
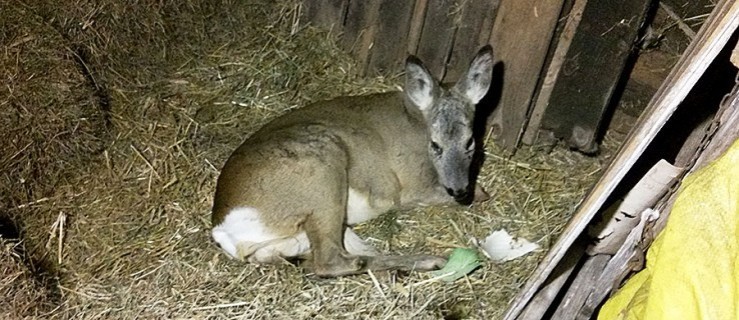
[[302, 0, 500, 81], [301, 0, 653, 153]]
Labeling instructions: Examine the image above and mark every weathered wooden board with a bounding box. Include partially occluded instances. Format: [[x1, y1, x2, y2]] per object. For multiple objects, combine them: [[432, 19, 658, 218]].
[[366, 0, 416, 75], [444, 0, 500, 82], [538, 0, 651, 153], [340, 1, 382, 74], [407, 0, 429, 55], [488, 0, 566, 152], [301, 0, 348, 32], [304, 0, 500, 81], [550, 254, 610, 320], [653, 60, 739, 236], [522, 0, 588, 146], [518, 241, 585, 320], [503, 1, 739, 318], [415, 0, 458, 80]]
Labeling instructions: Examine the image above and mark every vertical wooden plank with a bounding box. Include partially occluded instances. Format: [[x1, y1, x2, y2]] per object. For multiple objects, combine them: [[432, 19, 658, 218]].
[[488, 0, 566, 152], [301, 0, 348, 32], [444, 0, 500, 82], [341, 1, 382, 75], [408, 0, 430, 55], [522, 0, 588, 145], [537, 0, 652, 153], [416, 0, 458, 80], [366, 0, 416, 74]]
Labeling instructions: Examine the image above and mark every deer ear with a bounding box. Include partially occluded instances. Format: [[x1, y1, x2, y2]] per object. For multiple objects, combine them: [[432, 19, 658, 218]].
[[405, 55, 437, 111], [454, 45, 493, 104]]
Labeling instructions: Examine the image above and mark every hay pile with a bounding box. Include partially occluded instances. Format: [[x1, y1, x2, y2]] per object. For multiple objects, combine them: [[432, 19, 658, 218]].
[[1, 0, 610, 318]]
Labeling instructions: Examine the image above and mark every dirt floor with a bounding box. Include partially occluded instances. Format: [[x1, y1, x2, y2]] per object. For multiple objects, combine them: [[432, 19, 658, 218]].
[[0, 0, 705, 319]]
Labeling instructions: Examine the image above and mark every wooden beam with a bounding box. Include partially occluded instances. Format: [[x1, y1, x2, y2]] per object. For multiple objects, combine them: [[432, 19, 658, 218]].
[[550, 255, 610, 320], [503, 1, 739, 318], [518, 241, 585, 320]]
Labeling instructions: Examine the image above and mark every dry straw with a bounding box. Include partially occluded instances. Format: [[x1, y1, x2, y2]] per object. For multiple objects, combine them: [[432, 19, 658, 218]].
[[1, 0, 613, 318]]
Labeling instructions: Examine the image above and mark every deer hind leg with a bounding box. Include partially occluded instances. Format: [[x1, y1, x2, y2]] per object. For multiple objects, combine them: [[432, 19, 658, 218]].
[[248, 228, 377, 267], [212, 207, 310, 263], [364, 254, 447, 272], [248, 232, 310, 264], [303, 206, 366, 277], [287, 161, 365, 277]]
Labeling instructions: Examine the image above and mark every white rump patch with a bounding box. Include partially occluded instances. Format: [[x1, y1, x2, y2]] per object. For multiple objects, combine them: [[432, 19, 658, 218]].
[[251, 232, 310, 264], [346, 188, 379, 225], [212, 207, 309, 261], [212, 205, 380, 263]]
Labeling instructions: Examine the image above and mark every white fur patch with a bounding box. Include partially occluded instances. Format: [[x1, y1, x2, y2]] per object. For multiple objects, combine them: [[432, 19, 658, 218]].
[[250, 232, 310, 264], [212, 207, 282, 259], [346, 188, 379, 225], [343, 229, 378, 256], [213, 205, 379, 263]]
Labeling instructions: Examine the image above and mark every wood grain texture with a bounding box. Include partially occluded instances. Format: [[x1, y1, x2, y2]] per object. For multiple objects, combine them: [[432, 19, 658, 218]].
[[488, 0, 566, 152], [538, 0, 651, 153], [407, 0, 429, 55], [416, 0, 458, 80], [444, 0, 499, 82], [503, 1, 739, 318], [550, 255, 610, 320], [341, 0, 382, 75], [366, 0, 416, 75], [518, 241, 585, 320], [522, 0, 588, 145], [301, 0, 348, 32]]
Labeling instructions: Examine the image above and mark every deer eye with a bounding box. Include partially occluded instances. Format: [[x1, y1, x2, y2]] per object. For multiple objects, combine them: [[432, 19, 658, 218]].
[[430, 141, 443, 155]]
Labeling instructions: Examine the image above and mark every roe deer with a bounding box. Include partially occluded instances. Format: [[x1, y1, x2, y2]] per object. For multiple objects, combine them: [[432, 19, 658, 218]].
[[211, 46, 494, 277]]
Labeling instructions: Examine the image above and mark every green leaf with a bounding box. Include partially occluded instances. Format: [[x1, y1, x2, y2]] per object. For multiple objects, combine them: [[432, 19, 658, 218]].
[[430, 248, 482, 282]]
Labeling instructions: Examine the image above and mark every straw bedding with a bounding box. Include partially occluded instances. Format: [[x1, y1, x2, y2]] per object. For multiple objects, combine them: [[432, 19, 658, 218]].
[[0, 1, 613, 318]]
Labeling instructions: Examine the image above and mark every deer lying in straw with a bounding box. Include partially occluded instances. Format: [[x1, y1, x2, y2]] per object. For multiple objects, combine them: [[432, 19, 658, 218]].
[[212, 46, 494, 277]]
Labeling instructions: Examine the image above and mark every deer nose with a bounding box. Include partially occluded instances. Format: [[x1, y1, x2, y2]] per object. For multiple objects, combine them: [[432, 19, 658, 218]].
[[445, 187, 468, 199]]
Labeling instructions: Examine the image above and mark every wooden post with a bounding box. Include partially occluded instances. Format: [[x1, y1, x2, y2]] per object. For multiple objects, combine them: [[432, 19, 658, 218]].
[[522, 0, 588, 146]]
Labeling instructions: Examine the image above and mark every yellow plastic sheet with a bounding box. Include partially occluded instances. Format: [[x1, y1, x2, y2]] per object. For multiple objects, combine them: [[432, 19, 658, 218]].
[[599, 139, 739, 320]]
